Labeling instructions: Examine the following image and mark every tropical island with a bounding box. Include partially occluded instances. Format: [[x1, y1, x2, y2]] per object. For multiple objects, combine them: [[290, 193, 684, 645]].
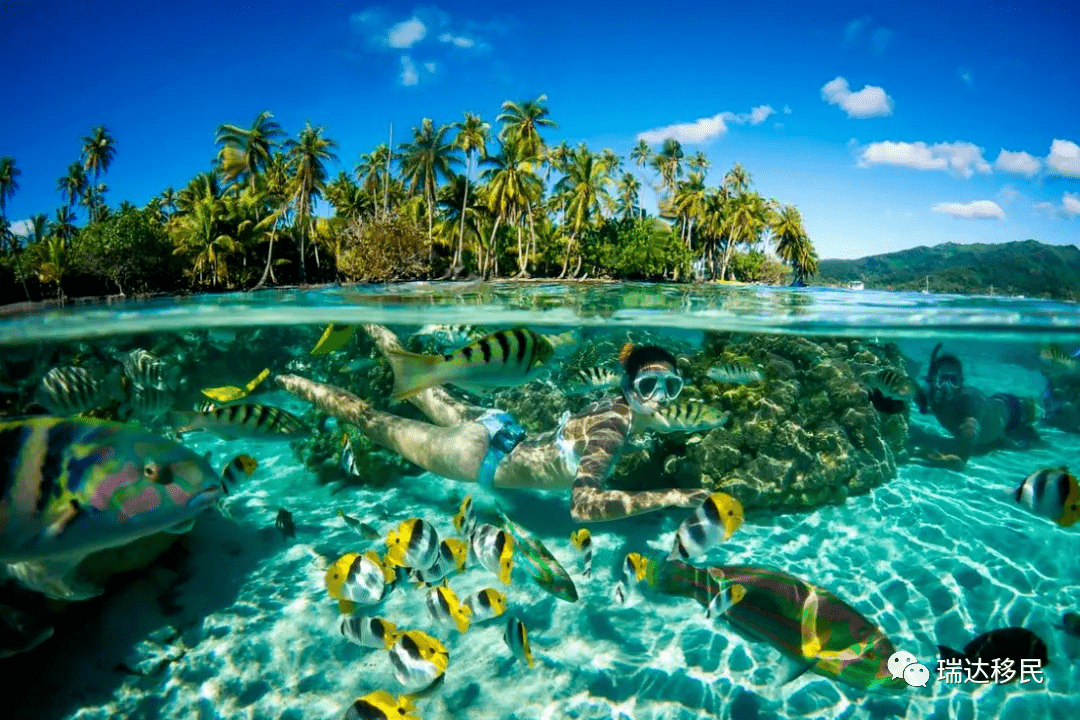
[[0, 96, 820, 306]]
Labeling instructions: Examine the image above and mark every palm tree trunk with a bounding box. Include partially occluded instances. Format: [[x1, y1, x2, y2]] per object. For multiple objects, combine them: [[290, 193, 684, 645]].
[[427, 190, 435, 264], [256, 225, 278, 288], [486, 215, 502, 280], [298, 201, 307, 284], [454, 155, 470, 276], [514, 214, 526, 278], [558, 232, 575, 279], [526, 207, 537, 278]]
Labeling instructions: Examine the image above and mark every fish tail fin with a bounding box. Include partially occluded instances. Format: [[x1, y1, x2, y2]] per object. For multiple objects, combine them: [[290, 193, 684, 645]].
[[169, 410, 196, 433], [385, 348, 444, 400], [244, 368, 270, 394], [799, 588, 822, 659], [311, 325, 357, 355]]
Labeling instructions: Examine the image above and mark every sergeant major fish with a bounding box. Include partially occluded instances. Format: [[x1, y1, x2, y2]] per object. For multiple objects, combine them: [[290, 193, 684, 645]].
[[705, 363, 763, 385], [0, 417, 229, 599], [648, 401, 729, 433], [863, 369, 917, 401], [34, 366, 125, 416], [386, 327, 554, 400], [172, 404, 305, 440], [566, 367, 621, 395]]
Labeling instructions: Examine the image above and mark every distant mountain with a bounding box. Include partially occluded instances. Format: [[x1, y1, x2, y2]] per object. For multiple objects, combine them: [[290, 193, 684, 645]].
[[816, 240, 1080, 301]]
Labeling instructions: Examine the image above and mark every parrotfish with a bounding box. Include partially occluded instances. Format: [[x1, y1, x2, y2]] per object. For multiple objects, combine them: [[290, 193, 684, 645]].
[[342, 690, 420, 720], [386, 327, 554, 400], [627, 554, 907, 693], [0, 417, 227, 599], [497, 511, 577, 602], [388, 629, 449, 692]]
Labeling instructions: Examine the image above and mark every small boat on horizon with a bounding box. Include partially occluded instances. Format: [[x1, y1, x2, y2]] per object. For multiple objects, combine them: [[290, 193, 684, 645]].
[[846, 281, 865, 291]]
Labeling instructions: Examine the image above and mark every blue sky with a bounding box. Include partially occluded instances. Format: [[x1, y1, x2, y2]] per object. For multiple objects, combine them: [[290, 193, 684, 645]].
[[1, 0, 1078, 259]]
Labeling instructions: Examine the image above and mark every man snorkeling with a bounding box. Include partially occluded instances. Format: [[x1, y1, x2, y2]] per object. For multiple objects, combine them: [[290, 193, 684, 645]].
[[276, 325, 711, 522], [913, 343, 1040, 467]]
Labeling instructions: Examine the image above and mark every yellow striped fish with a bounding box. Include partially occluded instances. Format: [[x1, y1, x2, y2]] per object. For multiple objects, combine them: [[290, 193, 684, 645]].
[[385, 327, 554, 400], [570, 528, 592, 578], [670, 492, 744, 561], [863, 369, 917, 401], [171, 403, 305, 440], [469, 524, 515, 585], [388, 630, 449, 692], [339, 616, 398, 650], [425, 585, 472, 633], [385, 518, 441, 570], [342, 690, 420, 720], [463, 588, 507, 623], [503, 615, 534, 668]]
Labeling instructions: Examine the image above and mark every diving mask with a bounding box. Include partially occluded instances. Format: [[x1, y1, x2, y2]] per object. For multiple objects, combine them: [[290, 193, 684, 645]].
[[633, 371, 684, 401], [933, 371, 961, 390]]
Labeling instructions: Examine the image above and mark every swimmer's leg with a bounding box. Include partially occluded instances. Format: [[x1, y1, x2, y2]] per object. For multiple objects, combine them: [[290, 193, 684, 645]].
[[363, 323, 485, 426], [276, 374, 487, 483]]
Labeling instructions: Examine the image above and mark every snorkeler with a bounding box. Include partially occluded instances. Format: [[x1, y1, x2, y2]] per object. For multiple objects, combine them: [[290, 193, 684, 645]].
[[913, 343, 1040, 467], [275, 324, 711, 522]]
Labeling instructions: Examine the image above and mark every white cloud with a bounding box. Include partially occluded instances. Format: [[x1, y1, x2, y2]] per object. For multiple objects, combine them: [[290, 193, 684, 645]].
[[438, 32, 475, 48], [399, 55, 419, 86], [1064, 193, 1080, 217], [424, 61, 437, 73], [782, 105, 792, 114], [994, 149, 1041, 178], [821, 76, 893, 118], [1040, 192, 1080, 219], [996, 184, 1020, 204], [9, 218, 30, 236], [636, 105, 776, 144], [932, 200, 1005, 220], [1047, 139, 1080, 178], [844, 17, 868, 44], [958, 67, 973, 86], [387, 17, 427, 48], [859, 140, 992, 178]]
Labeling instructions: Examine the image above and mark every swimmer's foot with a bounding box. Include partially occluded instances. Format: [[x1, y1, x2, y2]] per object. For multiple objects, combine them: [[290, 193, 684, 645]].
[[911, 450, 966, 471], [363, 324, 406, 356]]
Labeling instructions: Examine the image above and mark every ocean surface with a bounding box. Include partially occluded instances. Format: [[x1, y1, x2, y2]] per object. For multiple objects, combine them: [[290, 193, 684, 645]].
[[2, 282, 1080, 720]]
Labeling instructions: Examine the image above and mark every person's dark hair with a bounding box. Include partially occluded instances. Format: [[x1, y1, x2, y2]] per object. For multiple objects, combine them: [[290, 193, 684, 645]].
[[619, 343, 678, 381], [927, 343, 963, 384]]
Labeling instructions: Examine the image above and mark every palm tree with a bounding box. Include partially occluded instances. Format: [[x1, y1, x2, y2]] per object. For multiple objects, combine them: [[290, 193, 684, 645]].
[[25, 213, 48, 245], [718, 190, 768, 281], [215, 111, 285, 192], [82, 125, 116, 178], [497, 94, 557, 157], [398, 118, 460, 258], [256, 151, 292, 287], [616, 172, 641, 220], [699, 187, 729, 279], [170, 194, 239, 288], [599, 148, 622, 174], [325, 172, 373, 222], [723, 163, 752, 196], [49, 207, 77, 246], [672, 171, 706, 249], [438, 174, 486, 272], [650, 137, 684, 199], [57, 162, 88, 211], [355, 144, 391, 216], [38, 235, 70, 299], [0, 156, 20, 218], [284, 122, 338, 282], [553, 145, 613, 277], [479, 138, 543, 278], [630, 139, 652, 169], [450, 112, 489, 275], [771, 203, 817, 283], [688, 150, 710, 175]]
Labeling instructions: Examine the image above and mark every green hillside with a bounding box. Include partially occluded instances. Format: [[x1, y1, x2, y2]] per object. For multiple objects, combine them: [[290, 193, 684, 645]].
[[816, 240, 1080, 301]]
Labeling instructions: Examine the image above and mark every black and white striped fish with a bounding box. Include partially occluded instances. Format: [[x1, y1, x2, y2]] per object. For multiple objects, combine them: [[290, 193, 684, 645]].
[[669, 492, 745, 561], [385, 518, 441, 570], [386, 327, 554, 400], [123, 384, 175, 420], [339, 615, 398, 650], [463, 588, 508, 623], [1012, 467, 1080, 527], [864, 369, 917, 401], [388, 630, 449, 693], [425, 585, 472, 633], [171, 404, 305, 440], [34, 366, 125, 416], [408, 538, 468, 586], [706, 362, 763, 385], [469, 523, 515, 585], [570, 528, 592, 578], [121, 349, 180, 391], [453, 495, 477, 538], [503, 615, 534, 668]]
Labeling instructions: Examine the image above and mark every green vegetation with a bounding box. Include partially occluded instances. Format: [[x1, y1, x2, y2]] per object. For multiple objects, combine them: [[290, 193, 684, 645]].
[[0, 97, 819, 305], [817, 240, 1080, 301]]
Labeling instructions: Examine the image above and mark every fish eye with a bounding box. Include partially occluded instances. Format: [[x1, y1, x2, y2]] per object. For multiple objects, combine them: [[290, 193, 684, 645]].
[[143, 462, 163, 482]]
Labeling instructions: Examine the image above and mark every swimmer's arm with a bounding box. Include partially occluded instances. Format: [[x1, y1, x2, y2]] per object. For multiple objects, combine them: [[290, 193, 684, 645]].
[[956, 416, 979, 461], [568, 406, 708, 522]]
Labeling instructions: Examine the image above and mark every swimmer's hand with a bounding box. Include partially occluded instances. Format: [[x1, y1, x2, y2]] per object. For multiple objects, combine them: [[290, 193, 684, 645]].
[[915, 451, 966, 471]]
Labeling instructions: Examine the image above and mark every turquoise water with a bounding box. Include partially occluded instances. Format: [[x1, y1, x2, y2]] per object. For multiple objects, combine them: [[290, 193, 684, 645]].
[[3, 282, 1080, 720]]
